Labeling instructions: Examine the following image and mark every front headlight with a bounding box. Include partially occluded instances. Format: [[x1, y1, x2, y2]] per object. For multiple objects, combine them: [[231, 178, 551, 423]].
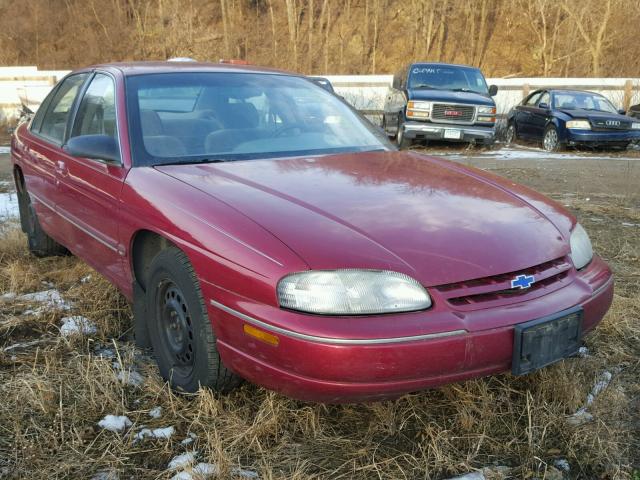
[[277, 269, 431, 315], [477, 106, 496, 114], [566, 120, 591, 130], [632, 122, 640, 130], [407, 101, 431, 111], [406, 101, 431, 119], [569, 223, 593, 270]]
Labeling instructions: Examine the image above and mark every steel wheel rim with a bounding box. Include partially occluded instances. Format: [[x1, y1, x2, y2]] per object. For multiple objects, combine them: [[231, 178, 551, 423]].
[[506, 125, 515, 144], [157, 280, 195, 371], [544, 129, 558, 151]]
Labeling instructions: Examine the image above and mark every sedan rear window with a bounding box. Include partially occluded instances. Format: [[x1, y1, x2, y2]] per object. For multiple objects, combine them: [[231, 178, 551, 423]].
[[126, 72, 391, 166]]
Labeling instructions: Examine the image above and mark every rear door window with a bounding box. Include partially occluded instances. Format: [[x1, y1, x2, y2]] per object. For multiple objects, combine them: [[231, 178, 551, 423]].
[[36, 74, 89, 144]]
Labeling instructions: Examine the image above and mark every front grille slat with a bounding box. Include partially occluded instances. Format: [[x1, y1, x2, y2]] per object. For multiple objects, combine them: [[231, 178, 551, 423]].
[[431, 104, 475, 123], [590, 119, 631, 131], [434, 257, 572, 308]]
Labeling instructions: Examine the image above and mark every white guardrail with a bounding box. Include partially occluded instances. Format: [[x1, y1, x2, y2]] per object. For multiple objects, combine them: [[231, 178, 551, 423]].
[[2, 67, 640, 126]]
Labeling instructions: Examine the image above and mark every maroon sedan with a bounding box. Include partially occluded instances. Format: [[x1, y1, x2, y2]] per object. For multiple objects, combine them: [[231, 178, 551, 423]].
[[10, 62, 613, 402]]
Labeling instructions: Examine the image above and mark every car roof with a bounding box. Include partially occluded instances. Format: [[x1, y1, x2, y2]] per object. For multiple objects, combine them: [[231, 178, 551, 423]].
[[76, 61, 295, 77], [539, 88, 605, 96], [410, 62, 479, 70]]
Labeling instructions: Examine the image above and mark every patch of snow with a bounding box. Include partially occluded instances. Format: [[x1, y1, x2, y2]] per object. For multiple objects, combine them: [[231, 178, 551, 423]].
[[448, 473, 485, 480], [81, 274, 92, 283], [60, 315, 97, 337], [194, 464, 219, 476], [116, 368, 144, 387], [585, 370, 612, 406], [0, 192, 19, 219], [168, 452, 198, 470], [181, 432, 197, 446], [134, 425, 175, 441], [170, 463, 219, 480], [98, 414, 132, 432], [433, 145, 640, 162], [568, 370, 614, 426], [0, 292, 16, 301], [148, 406, 162, 418], [577, 346, 590, 358], [567, 408, 594, 426], [622, 222, 639, 227], [0, 146, 10, 154], [94, 347, 116, 359], [14, 289, 73, 313], [232, 467, 259, 478], [554, 458, 570, 472]]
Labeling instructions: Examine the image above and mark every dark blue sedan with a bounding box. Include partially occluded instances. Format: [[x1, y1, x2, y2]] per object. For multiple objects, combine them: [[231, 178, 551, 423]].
[[506, 89, 640, 151]]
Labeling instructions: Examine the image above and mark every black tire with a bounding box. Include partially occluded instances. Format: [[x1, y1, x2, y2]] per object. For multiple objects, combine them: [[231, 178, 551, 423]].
[[504, 122, 517, 145], [146, 246, 241, 393], [396, 118, 411, 149], [542, 125, 562, 152], [20, 189, 67, 257]]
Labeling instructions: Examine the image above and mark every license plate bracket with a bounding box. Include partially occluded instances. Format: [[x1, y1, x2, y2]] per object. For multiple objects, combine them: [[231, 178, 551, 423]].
[[443, 128, 462, 139], [512, 306, 583, 375]]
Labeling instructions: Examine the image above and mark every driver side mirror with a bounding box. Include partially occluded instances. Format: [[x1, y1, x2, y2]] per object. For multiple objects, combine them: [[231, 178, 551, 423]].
[[618, 108, 626, 115], [65, 134, 120, 163], [488, 84, 498, 96], [538, 102, 550, 110]]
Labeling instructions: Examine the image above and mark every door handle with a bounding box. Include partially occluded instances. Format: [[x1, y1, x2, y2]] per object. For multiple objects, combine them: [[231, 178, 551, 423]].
[[55, 160, 67, 175]]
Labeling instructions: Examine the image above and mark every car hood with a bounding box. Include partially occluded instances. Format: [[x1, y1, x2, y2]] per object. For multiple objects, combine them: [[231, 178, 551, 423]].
[[408, 89, 494, 106], [155, 151, 571, 286], [558, 108, 632, 123]]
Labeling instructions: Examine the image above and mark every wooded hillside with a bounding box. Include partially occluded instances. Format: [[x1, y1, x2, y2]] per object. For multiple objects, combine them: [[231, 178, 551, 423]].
[[0, 0, 637, 77]]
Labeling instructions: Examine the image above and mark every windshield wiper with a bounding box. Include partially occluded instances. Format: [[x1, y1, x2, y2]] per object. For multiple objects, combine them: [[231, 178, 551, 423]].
[[155, 158, 229, 167], [451, 88, 474, 92], [411, 84, 439, 90]]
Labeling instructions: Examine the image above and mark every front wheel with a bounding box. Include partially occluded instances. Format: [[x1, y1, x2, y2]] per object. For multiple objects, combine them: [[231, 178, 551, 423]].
[[542, 125, 562, 152], [396, 119, 411, 149], [504, 122, 516, 145], [146, 247, 241, 393]]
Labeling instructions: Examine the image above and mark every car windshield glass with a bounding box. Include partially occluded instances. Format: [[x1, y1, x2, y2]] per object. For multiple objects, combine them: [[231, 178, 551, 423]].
[[407, 65, 489, 94], [552, 92, 617, 113], [126, 72, 391, 166]]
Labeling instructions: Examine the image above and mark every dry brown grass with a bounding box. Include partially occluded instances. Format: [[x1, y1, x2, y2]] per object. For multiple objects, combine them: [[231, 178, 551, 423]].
[[0, 188, 638, 479]]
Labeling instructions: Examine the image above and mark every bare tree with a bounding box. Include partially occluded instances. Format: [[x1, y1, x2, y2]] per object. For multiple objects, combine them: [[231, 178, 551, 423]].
[[561, 0, 615, 76]]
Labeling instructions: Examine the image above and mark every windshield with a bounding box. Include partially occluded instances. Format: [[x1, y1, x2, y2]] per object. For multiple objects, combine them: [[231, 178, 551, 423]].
[[552, 92, 617, 113], [407, 65, 489, 94], [126, 72, 391, 166]]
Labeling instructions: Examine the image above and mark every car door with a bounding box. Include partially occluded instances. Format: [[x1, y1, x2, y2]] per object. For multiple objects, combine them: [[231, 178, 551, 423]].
[[56, 72, 129, 287], [21, 73, 89, 234], [528, 91, 551, 140], [515, 91, 543, 138]]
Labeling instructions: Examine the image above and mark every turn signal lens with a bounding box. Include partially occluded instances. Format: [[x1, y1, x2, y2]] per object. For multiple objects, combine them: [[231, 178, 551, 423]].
[[243, 324, 279, 346]]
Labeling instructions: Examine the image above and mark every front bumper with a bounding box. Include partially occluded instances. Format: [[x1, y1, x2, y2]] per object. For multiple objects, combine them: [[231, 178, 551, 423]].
[[403, 121, 495, 143], [204, 257, 613, 403], [566, 129, 640, 146]]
